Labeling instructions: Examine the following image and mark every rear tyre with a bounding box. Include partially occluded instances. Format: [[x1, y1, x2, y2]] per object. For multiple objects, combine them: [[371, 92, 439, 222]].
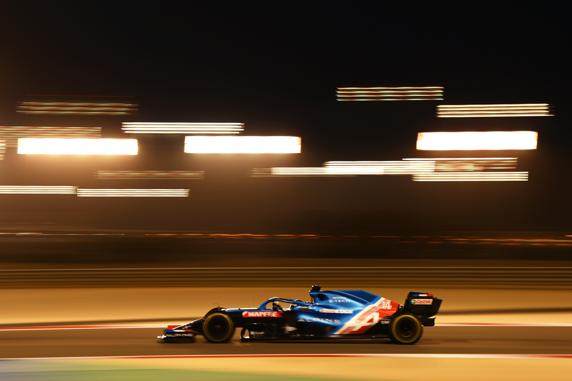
[[389, 314, 423, 344], [202, 313, 235, 343]]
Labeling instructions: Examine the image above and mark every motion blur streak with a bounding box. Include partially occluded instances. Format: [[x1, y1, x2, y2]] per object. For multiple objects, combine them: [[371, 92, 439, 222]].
[[413, 172, 528, 182], [76, 188, 189, 197], [0, 126, 102, 147], [437, 103, 552, 118], [17, 101, 137, 115], [0, 186, 76, 194], [252, 167, 352, 177], [274, 167, 383, 176], [336, 86, 443, 101], [184, 136, 301, 154], [0, 140, 5, 160], [253, 160, 436, 177], [403, 158, 518, 171], [17, 138, 139, 155], [122, 122, 244, 134], [416, 131, 538, 151], [325, 161, 435, 174], [96, 170, 205, 180]]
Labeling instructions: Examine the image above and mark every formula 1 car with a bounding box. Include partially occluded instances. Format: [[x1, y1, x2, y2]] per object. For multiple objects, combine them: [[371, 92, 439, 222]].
[[158, 285, 441, 344]]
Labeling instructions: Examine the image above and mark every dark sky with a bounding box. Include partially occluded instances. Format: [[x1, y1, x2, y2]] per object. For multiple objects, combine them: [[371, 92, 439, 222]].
[[0, 3, 570, 232]]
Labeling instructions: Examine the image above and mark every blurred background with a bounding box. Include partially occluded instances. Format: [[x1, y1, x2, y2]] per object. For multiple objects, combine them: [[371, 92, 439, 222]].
[[0, 2, 571, 380]]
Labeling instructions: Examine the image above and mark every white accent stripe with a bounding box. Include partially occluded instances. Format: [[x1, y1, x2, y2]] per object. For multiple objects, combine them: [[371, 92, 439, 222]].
[[334, 297, 385, 334]]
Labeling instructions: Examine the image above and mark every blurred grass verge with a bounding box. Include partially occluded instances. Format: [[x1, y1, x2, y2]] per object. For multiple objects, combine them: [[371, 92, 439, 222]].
[[0, 364, 338, 381]]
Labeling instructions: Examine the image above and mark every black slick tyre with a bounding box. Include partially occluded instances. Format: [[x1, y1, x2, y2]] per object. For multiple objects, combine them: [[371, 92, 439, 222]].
[[202, 313, 235, 343], [389, 314, 423, 344]]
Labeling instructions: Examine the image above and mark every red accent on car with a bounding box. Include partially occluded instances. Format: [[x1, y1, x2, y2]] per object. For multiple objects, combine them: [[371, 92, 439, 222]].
[[242, 311, 283, 318]]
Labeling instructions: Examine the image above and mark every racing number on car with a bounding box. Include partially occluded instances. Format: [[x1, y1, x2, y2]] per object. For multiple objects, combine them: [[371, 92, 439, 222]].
[[380, 299, 392, 310]]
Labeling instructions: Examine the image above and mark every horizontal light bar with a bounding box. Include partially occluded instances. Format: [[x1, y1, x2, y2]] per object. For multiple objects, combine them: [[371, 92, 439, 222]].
[[17, 138, 138, 155], [0, 126, 102, 147], [0, 140, 5, 160], [268, 167, 383, 177], [413, 172, 528, 182], [416, 131, 538, 151], [325, 161, 435, 175], [253, 160, 435, 177], [0, 186, 76, 194], [336, 86, 443, 101], [17, 101, 137, 115], [122, 122, 244, 135], [403, 158, 518, 171], [77, 189, 189, 197], [184, 136, 301, 154], [437, 103, 552, 118], [96, 170, 204, 180]]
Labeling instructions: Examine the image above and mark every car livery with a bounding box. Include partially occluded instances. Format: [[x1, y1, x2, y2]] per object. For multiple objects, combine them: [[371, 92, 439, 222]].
[[158, 285, 442, 344]]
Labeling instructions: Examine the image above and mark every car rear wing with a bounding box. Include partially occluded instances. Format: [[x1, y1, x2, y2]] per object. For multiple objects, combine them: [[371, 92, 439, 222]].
[[403, 291, 442, 326]]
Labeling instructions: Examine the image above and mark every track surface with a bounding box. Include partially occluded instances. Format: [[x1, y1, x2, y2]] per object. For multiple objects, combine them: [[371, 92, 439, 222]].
[[1, 326, 571, 358]]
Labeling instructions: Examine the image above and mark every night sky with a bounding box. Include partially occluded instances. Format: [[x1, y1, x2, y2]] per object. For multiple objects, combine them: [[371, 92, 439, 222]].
[[0, 3, 570, 232]]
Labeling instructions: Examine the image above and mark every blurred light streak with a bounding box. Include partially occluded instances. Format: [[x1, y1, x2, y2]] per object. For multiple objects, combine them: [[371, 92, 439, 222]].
[[122, 122, 244, 134], [437, 104, 552, 118], [17, 101, 137, 115], [0, 126, 102, 147], [184, 136, 301, 154], [336, 86, 443, 101], [252, 161, 434, 177], [0, 140, 5, 160], [325, 161, 435, 174], [18, 138, 138, 155], [256, 167, 375, 177], [96, 170, 205, 180], [413, 172, 528, 182], [0, 186, 76, 194], [77, 189, 189, 197], [416, 131, 538, 151], [403, 157, 518, 171]]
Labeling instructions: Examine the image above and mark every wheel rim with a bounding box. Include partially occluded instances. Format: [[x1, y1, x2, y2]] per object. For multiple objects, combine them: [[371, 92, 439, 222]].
[[396, 318, 416, 339], [206, 315, 231, 341], [392, 315, 421, 343]]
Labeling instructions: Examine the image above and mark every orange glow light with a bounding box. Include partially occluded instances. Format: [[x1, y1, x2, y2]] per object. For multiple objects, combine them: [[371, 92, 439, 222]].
[[0, 186, 77, 194], [96, 170, 204, 180], [17, 138, 138, 155], [184, 136, 301, 154], [17, 101, 137, 115], [437, 104, 552, 118], [123, 122, 244, 135], [403, 157, 518, 171], [1, 126, 102, 147], [337, 86, 443, 101], [416, 131, 538, 151], [77, 188, 189, 197], [413, 172, 528, 182], [325, 161, 434, 175]]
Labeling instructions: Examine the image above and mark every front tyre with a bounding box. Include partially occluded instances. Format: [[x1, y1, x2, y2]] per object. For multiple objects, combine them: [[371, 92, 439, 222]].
[[202, 313, 235, 343], [389, 314, 423, 344]]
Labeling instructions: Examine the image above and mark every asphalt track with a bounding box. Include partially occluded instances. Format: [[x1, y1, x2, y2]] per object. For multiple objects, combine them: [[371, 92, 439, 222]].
[[1, 326, 571, 358]]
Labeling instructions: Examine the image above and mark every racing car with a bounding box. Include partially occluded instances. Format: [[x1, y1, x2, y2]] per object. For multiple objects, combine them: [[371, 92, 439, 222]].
[[158, 285, 441, 344]]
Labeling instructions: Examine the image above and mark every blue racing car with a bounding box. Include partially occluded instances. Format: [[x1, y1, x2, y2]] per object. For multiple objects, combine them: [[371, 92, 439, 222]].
[[158, 285, 442, 345]]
